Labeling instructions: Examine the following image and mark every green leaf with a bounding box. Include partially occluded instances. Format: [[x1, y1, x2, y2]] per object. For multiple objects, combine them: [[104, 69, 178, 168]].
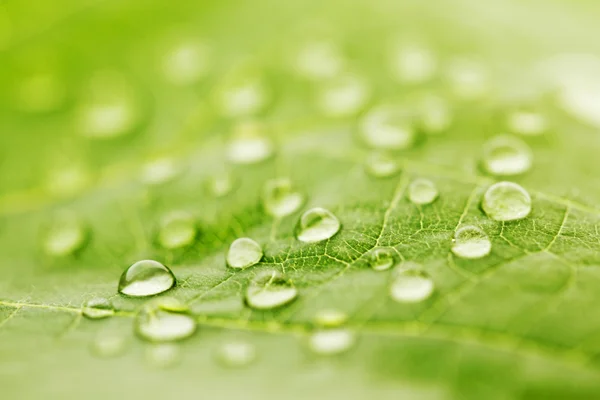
[[2, 0, 600, 398]]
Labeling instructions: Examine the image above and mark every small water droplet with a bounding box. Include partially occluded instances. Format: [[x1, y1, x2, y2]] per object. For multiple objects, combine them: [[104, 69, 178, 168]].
[[82, 298, 114, 320], [451, 225, 491, 259], [207, 173, 236, 197], [135, 307, 196, 342], [140, 157, 182, 185], [309, 329, 355, 355], [118, 260, 176, 297], [226, 238, 263, 269], [43, 214, 87, 257], [262, 178, 304, 218], [364, 247, 398, 271], [390, 43, 437, 84], [158, 212, 196, 249], [314, 309, 348, 328], [162, 40, 210, 85], [216, 71, 268, 117], [507, 109, 546, 136], [293, 40, 344, 80], [360, 105, 416, 150], [408, 178, 438, 205], [316, 74, 369, 117], [481, 135, 532, 176], [245, 270, 297, 310], [226, 121, 274, 164], [295, 207, 341, 243], [146, 344, 182, 368], [90, 333, 127, 358], [364, 151, 401, 178], [215, 340, 257, 367], [389, 265, 434, 303], [144, 296, 189, 313], [482, 181, 532, 221]]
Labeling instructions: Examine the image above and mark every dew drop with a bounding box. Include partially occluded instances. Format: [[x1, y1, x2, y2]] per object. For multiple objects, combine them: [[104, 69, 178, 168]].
[[135, 307, 196, 342], [481, 135, 532, 176], [262, 178, 304, 218], [118, 260, 176, 297], [157, 212, 197, 249], [389, 266, 434, 303], [482, 181, 532, 221], [90, 333, 127, 358], [245, 270, 297, 310], [390, 43, 437, 84], [316, 74, 369, 117], [408, 178, 438, 205], [82, 298, 114, 320], [144, 296, 189, 313], [162, 40, 210, 86], [360, 105, 415, 150], [226, 238, 263, 269], [364, 151, 401, 178], [215, 340, 257, 367], [43, 214, 87, 257], [314, 309, 348, 327], [451, 225, 491, 259], [309, 329, 355, 355], [293, 40, 344, 80], [507, 109, 546, 136], [226, 121, 274, 164], [146, 344, 182, 368], [364, 247, 398, 272], [295, 207, 341, 243]]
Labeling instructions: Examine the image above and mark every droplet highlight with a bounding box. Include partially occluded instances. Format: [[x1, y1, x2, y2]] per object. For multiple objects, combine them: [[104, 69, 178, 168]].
[[245, 270, 298, 310], [295, 207, 341, 243], [43, 214, 87, 257], [408, 178, 438, 205], [390, 43, 437, 84], [507, 109, 546, 136], [158, 212, 197, 249], [316, 74, 369, 117], [482, 181, 532, 221], [389, 266, 434, 303], [364, 152, 401, 178], [226, 238, 263, 269], [118, 260, 176, 297], [226, 121, 274, 164], [364, 247, 398, 272], [314, 309, 348, 327], [215, 340, 257, 367], [309, 329, 355, 355], [146, 344, 182, 368], [162, 40, 210, 86], [82, 298, 114, 320], [451, 225, 491, 259], [481, 135, 532, 176], [262, 178, 304, 218], [360, 105, 415, 150]]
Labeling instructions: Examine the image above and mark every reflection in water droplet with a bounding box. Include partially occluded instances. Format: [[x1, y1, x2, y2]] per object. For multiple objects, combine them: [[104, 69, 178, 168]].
[[136, 307, 196, 342], [364, 151, 401, 178], [408, 178, 438, 205], [245, 270, 297, 310], [140, 158, 182, 185], [146, 344, 182, 368], [158, 212, 197, 249], [295, 207, 341, 243], [43, 214, 87, 257], [227, 121, 274, 164], [16, 73, 66, 113], [364, 247, 398, 272], [118, 260, 176, 297], [162, 40, 210, 85], [314, 309, 348, 327], [451, 225, 491, 259], [90, 333, 127, 358], [309, 329, 355, 355], [262, 178, 304, 218], [482, 181, 532, 221], [447, 59, 489, 99], [293, 40, 344, 80], [390, 43, 437, 84], [215, 340, 257, 367], [390, 266, 434, 303], [482, 135, 532, 176], [82, 298, 114, 320], [507, 110, 546, 136], [226, 238, 263, 269], [316, 74, 369, 117], [207, 173, 236, 197], [360, 105, 415, 150]]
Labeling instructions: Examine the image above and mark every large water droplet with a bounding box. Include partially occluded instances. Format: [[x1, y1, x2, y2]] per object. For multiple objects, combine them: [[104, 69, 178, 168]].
[[118, 260, 176, 297], [389, 264, 434, 303], [314, 309, 348, 327], [245, 270, 297, 310], [482, 181, 532, 221], [262, 178, 304, 218], [293, 40, 344, 80], [135, 307, 196, 342], [226, 121, 274, 164], [408, 178, 438, 205], [364, 151, 401, 178], [295, 207, 341, 243], [390, 43, 437, 84], [451, 225, 491, 259], [158, 212, 197, 249], [360, 105, 415, 150], [215, 340, 257, 367], [43, 214, 87, 257], [316, 74, 369, 117], [90, 333, 127, 358], [162, 40, 210, 86], [146, 344, 182, 368], [507, 109, 546, 136], [364, 247, 398, 271], [226, 238, 263, 269], [309, 329, 355, 355], [82, 298, 114, 320], [481, 135, 532, 176]]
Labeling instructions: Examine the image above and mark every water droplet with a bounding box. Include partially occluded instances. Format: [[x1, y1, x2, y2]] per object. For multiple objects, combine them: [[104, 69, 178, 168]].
[[43, 214, 87, 257], [118, 260, 176, 297], [389, 266, 434, 303], [360, 105, 415, 150], [158, 212, 196, 249], [451, 225, 491, 259], [144, 296, 189, 313], [390, 43, 437, 84], [316, 74, 369, 117], [295, 207, 341, 243], [82, 298, 114, 320], [146, 344, 182, 368], [16, 73, 66, 113], [215, 340, 257, 367], [309, 329, 355, 355], [162, 40, 210, 85], [293, 40, 344, 80], [245, 270, 297, 310], [216, 71, 268, 117], [314, 309, 348, 327], [226, 121, 274, 164], [482, 181, 532, 221], [90, 333, 127, 358], [135, 307, 196, 342], [481, 135, 532, 176], [207, 173, 236, 197], [507, 109, 546, 136], [140, 157, 183, 185], [447, 58, 489, 99], [262, 178, 304, 218], [364, 247, 398, 271], [226, 238, 263, 269], [408, 178, 438, 205], [364, 151, 401, 178]]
